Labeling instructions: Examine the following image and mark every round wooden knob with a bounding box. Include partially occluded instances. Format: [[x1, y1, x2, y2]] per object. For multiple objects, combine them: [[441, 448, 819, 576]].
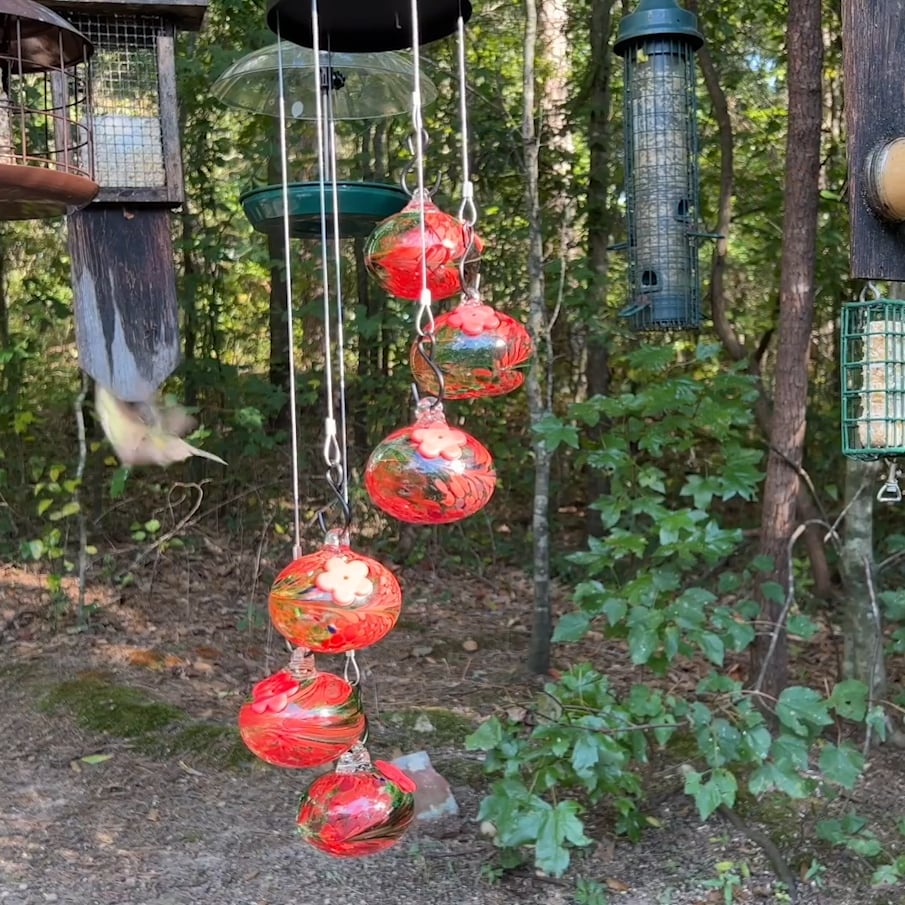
[[866, 138, 905, 221]]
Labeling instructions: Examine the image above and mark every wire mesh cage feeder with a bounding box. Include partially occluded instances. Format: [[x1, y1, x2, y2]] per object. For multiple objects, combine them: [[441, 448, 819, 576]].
[[57, 8, 197, 205], [614, 0, 706, 332], [841, 294, 905, 462], [212, 43, 437, 239], [0, 0, 97, 218]]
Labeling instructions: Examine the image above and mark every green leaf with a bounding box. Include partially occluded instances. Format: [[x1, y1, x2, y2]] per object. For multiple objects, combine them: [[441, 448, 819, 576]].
[[144, 518, 161, 533], [36, 497, 53, 516], [787, 613, 820, 640], [828, 679, 868, 721], [697, 631, 725, 666], [819, 743, 864, 789], [465, 718, 503, 751], [685, 767, 737, 820], [532, 413, 579, 452], [23, 538, 44, 560], [775, 686, 833, 736], [49, 500, 80, 521], [109, 466, 129, 499], [552, 612, 591, 643], [534, 800, 591, 877], [571, 734, 600, 774]]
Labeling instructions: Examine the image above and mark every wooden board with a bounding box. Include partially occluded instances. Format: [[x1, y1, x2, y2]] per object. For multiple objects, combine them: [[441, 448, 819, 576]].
[[43, 0, 208, 31], [69, 206, 180, 402], [842, 0, 905, 280]]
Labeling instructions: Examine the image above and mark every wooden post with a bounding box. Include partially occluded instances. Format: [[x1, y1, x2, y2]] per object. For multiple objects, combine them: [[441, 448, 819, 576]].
[[69, 207, 180, 402], [842, 0, 905, 279]]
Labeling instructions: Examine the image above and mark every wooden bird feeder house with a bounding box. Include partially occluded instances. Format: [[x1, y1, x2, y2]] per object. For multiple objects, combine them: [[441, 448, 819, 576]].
[[43, 0, 208, 403]]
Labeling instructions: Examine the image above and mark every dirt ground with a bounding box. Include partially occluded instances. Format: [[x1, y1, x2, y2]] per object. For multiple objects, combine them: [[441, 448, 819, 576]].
[[1, 550, 904, 905]]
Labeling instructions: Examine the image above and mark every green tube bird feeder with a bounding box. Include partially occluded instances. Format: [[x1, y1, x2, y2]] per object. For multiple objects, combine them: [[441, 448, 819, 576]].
[[614, 0, 706, 331], [841, 293, 905, 466]]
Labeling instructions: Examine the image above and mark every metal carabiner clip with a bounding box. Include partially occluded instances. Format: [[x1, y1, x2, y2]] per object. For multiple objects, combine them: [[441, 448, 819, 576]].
[[878, 460, 902, 503]]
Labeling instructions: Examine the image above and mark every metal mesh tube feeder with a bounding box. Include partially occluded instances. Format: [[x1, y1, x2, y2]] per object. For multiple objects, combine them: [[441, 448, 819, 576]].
[[841, 294, 905, 461], [614, 0, 707, 331]]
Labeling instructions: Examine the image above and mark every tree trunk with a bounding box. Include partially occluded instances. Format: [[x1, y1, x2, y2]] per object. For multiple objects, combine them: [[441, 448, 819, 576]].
[[839, 458, 886, 700], [752, 0, 823, 700], [267, 133, 291, 428], [584, 0, 615, 535], [524, 0, 551, 675]]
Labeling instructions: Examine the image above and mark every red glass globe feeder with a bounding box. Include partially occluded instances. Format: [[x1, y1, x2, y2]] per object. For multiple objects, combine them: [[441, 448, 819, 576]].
[[364, 190, 483, 301], [365, 399, 496, 524], [238, 651, 365, 769], [410, 295, 533, 399], [297, 743, 416, 857], [269, 529, 402, 653]]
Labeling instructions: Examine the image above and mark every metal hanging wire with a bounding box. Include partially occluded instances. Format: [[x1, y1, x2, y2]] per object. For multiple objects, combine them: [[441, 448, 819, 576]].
[[275, 30, 304, 560], [455, 9, 480, 304], [408, 0, 441, 407], [310, 4, 352, 530]]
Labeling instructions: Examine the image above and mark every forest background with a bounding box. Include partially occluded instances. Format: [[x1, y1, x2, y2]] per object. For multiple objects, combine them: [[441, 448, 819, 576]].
[[2, 0, 905, 901]]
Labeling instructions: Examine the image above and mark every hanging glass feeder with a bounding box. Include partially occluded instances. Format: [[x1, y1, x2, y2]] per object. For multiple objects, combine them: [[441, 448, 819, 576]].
[[613, 0, 708, 331], [409, 293, 533, 399], [268, 527, 402, 653], [238, 649, 366, 769], [365, 190, 483, 300], [0, 0, 97, 219], [297, 742, 415, 857], [212, 43, 438, 239], [841, 292, 905, 491], [365, 397, 496, 524]]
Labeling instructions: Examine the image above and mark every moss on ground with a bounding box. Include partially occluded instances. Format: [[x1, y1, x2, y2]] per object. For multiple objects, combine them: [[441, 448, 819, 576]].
[[39, 672, 252, 768]]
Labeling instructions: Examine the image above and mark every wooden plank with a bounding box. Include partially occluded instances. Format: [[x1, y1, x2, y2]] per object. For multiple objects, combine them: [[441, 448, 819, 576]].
[[69, 206, 181, 401], [842, 0, 905, 280], [44, 0, 208, 30], [157, 33, 185, 204], [92, 186, 182, 205]]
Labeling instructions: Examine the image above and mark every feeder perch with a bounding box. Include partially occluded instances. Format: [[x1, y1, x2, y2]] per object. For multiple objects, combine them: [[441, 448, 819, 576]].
[[48, 0, 208, 402], [213, 44, 435, 239], [841, 297, 905, 460], [0, 0, 97, 219], [614, 0, 705, 331]]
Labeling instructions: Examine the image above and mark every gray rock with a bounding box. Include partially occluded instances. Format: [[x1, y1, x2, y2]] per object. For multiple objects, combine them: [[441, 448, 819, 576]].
[[392, 751, 459, 821]]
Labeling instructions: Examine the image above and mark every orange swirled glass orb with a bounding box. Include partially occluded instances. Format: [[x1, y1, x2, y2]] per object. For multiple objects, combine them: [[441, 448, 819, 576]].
[[238, 667, 365, 769], [297, 746, 416, 858], [364, 191, 483, 301], [269, 530, 402, 653], [365, 399, 495, 525], [410, 297, 533, 399]]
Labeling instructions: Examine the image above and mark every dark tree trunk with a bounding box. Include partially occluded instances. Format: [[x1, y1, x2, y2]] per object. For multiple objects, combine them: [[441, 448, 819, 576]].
[[267, 135, 291, 428], [751, 0, 823, 700], [584, 0, 615, 534]]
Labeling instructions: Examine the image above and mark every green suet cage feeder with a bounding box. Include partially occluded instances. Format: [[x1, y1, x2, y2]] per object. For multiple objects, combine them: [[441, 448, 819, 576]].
[[614, 0, 705, 331], [841, 296, 905, 461]]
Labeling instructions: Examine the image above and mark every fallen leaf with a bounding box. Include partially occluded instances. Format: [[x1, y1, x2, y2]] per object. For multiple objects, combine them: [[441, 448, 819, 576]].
[[81, 753, 113, 765], [606, 877, 630, 893]]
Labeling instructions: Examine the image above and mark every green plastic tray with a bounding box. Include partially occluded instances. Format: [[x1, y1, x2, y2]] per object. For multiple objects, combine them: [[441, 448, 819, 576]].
[[240, 181, 408, 240]]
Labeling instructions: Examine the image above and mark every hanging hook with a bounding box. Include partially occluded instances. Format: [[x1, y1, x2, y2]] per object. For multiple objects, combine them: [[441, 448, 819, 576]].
[[878, 460, 902, 503], [344, 650, 361, 686], [860, 281, 882, 303]]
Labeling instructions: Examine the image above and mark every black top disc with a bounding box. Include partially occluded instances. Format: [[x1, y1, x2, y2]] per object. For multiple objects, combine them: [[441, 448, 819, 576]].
[[266, 0, 472, 52]]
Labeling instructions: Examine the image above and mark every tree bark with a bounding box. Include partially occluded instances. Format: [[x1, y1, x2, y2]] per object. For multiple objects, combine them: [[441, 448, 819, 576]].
[[524, 0, 552, 675], [267, 131, 291, 429], [584, 0, 615, 535], [752, 0, 823, 699], [839, 458, 886, 700]]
